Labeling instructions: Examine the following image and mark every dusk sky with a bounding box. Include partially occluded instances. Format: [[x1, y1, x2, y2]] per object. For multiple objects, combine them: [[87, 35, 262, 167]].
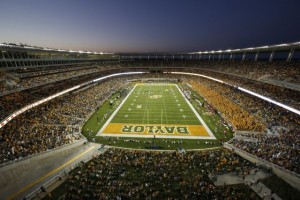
[[0, 0, 300, 53]]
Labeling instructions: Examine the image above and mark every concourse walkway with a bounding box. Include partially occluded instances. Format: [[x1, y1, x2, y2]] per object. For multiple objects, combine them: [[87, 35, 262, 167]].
[[0, 142, 104, 200], [215, 168, 282, 200]]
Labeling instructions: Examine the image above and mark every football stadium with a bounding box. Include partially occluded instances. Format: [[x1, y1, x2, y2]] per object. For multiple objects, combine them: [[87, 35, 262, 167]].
[[0, 1, 300, 200]]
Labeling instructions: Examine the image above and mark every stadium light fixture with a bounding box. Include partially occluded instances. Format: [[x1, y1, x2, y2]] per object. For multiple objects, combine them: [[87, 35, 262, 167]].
[[0, 42, 112, 55], [186, 41, 300, 55], [237, 87, 300, 116], [277, 44, 287, 47], [92, 72, 145, 83], [169, 72, 224, 84]]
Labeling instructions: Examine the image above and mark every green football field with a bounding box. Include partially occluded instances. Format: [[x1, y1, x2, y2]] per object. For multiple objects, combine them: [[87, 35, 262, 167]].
[[97, 83, 215, 139], [112, 83, 200, 125]]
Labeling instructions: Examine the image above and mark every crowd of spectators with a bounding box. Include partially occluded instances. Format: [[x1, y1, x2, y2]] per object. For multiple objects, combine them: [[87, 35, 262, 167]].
[[179, 74, 299, 131], [189, 67, 300, 110], [197, 61, 300, 84], [0, 71, 5, 91], [187, 79, 266, 132], [157, 72, 299, 174], [0, 71, 4, 79], [59, 148, 259, 199], [0, 74, 155, 164], [0, 64, 122, 94], [127, 60, 300, 109], [0, 76, 125, 164], [168, 74, 299, 174], [15, 65, 109, 78], [0, 67, 132, 121], [229, 128, 300, 174], [0, 71, 19, 93], [18, 67, 101, 88], [130, 60, 300, 84], [0, 61, 299, 175], [2, 60, 298, 115]]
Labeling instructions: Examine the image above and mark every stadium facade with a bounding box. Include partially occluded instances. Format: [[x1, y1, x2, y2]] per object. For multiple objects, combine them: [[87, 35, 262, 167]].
[[0, 41, 300, 199], [1, 41, 300, 70]]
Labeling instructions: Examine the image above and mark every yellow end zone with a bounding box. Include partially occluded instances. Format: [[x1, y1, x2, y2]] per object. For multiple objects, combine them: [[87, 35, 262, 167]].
[[101, 123, 210, 137]]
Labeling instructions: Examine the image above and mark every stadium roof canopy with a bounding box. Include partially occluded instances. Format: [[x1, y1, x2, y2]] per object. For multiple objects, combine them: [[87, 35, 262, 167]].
[[0, 43, 111, 55], [1, 41, 300, 62], [1, 41, 300, 55], [192, 41, 300, 55]]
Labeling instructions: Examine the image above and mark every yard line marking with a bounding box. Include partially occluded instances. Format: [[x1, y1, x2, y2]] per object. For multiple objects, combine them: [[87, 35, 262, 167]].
[[175, 84, 215, 139], [97, 84, 137, 135], [161, 109, 163, 125], [99, 83, 215, 139], [142, 84, 152, 124], [162, 85, 169, 124]]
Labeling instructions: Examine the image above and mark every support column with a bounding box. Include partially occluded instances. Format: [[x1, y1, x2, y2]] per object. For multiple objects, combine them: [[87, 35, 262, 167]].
[[269, 51, 275, 62], [255, 52, 259, 61], [230, 53, 233, 61], [218, 54, 221, 60], [287, 49, 294, 62], [242, 52, 246, 61], [4, 52, 9, 59]]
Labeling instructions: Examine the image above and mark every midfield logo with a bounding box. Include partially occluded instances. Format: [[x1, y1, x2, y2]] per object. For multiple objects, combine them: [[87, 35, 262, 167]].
[[121, 125, 190, 134]]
